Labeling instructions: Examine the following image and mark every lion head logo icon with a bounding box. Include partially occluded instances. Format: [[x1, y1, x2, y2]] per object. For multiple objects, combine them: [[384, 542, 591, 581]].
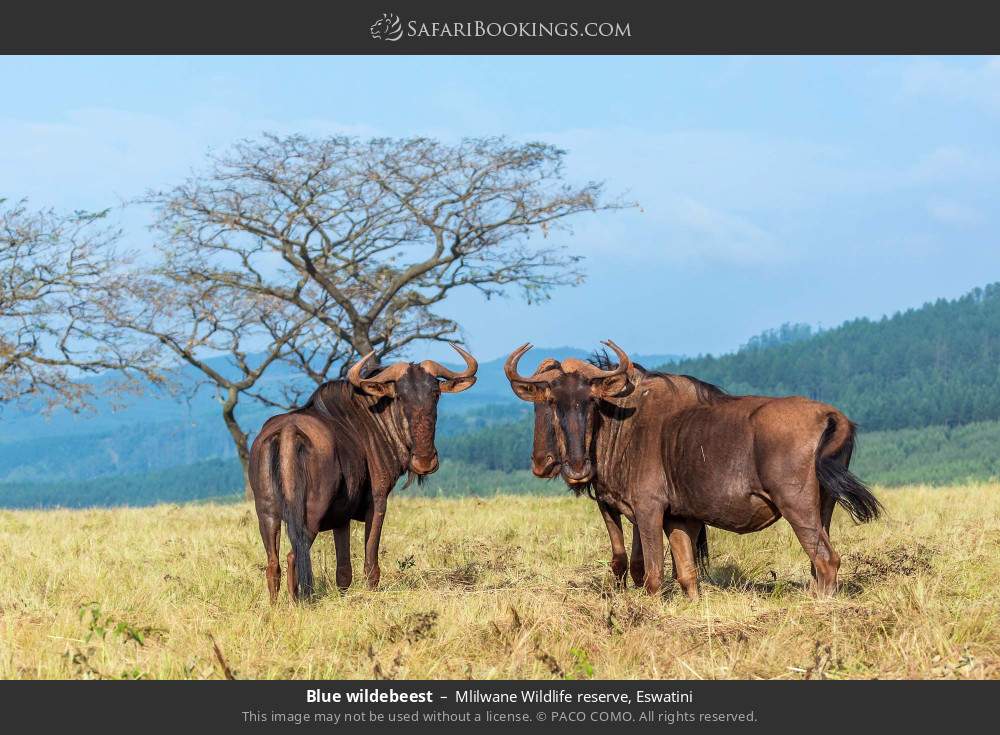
[[370, 13, 404, 42]]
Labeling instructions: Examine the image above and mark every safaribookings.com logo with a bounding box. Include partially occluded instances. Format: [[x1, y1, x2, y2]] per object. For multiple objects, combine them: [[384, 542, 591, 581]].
[[370, 13, 404, 41], [369, 13, 631, 42]]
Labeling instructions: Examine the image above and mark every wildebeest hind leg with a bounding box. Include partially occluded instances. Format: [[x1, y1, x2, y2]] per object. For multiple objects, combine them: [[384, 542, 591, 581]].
[[770, 477, 840, 596], [810, 491, 837, 583], [333, 523, 353, 591], [598, 502, 628, 586], [665, 518, 701, 601], [258, 514, 281, 603]]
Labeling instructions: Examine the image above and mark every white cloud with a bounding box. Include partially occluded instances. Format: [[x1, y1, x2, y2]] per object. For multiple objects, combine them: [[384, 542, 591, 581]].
[[900, 56, 1000, 113], [3, 101, 997, 272], [927, 198, 983, 227], [649, 195, 785, 265], [517, 125, 999, 267], [0, 106, 380, 209]]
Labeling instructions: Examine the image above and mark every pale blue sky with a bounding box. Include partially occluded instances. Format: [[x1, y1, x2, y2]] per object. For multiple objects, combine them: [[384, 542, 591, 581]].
[[3, 56, 999, 361]]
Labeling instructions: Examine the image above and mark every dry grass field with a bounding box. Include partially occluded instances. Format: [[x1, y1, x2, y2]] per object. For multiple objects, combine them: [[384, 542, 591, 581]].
[[1, 484, 998, 680]]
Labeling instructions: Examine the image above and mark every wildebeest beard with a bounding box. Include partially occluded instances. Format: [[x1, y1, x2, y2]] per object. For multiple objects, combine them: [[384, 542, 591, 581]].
[[402, 470, 427, 489]]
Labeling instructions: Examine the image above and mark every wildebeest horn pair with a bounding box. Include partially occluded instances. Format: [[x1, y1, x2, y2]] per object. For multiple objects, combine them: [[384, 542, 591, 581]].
[[348, 344, 478, 397], [504, 339, 633, 401]]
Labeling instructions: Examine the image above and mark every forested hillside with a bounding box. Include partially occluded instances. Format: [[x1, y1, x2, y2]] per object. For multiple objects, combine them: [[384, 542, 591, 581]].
[[658, 284, 1000, 431]]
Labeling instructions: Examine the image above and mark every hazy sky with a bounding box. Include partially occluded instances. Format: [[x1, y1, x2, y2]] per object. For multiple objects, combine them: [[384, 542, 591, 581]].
[[3, 56, 999, 361]]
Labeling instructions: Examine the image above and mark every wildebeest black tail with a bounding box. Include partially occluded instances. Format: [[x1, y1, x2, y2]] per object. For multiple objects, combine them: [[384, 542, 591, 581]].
[[816, 415, 883, 524], [695, 524, 711, 579], [275, 425, 314, 598]]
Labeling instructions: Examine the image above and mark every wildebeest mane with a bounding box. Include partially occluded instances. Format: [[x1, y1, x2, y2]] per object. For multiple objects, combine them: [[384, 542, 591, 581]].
[[588, 350, 732, 406], [300, 380, 409, 496], [588, 348, 616, 371], [675, 374, 732, 404]]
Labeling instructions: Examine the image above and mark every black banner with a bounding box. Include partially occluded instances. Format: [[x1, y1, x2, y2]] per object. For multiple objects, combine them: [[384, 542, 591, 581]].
[[1, 1, 999, 53], [2, 680, 995, 733]]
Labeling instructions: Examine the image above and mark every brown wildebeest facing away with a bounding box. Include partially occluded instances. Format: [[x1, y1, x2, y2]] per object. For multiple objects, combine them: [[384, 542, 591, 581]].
[[505, 340, 881, 600], [522, 356, 709, 590], [249, 345, 477, 601]]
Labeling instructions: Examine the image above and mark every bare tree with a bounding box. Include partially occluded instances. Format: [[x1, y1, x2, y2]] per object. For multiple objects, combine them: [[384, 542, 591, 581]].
[[0, 199, 159, 411], [100, 270, 346, 496], [145, 135, 630, 364]]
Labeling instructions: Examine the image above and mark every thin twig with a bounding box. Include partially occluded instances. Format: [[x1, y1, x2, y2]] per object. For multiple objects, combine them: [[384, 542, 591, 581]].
[[209, 634, 236, 680]]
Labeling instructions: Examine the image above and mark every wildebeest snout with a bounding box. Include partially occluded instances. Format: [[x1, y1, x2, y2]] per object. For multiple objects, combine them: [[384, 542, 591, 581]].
[[410, 452, 440, 475], [562, 459, 593, 484]]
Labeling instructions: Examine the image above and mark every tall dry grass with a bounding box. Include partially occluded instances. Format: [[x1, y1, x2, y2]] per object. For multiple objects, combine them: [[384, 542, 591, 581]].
[[1, 484, 998, 679]]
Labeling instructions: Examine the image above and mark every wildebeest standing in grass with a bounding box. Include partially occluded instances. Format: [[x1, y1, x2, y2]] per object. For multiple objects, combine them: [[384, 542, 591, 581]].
[[519, 355, 708, 590], [505, 340, 881, 600], [249, 345, 477, 601]]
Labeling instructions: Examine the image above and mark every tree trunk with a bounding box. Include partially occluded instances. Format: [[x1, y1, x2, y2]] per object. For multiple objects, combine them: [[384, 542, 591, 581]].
[[352, 328, 374, 360], [221, 387, 252, 500]]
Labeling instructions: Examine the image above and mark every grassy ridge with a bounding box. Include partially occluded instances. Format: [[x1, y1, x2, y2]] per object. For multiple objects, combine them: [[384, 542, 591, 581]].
[[2, 485, 998, 679], [853, 420, 1000, 486]]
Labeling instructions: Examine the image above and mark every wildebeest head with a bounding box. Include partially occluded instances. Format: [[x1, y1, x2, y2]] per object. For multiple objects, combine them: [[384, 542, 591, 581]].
[[505, 341, 632, 487], [348, 344, 478, 475], [527, 358, 562, 479]]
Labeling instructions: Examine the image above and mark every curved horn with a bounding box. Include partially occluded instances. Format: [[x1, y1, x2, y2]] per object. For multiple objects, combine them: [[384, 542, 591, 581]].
[[504, 343, 563, 386], [502, 343, 545, 384], [347, 351, 410, 389], [420, 343, 478, 380], [347, 351, 376, 388], [503, 343, 533, 384], [602, 339, 632, 376]]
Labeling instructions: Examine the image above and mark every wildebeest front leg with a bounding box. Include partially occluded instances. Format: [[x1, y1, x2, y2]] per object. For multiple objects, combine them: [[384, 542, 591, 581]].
[[333, 523, 353, 591], [666, 518, 701, 601], [629, 522, 645, 587], [364, 494, 388, 589], [635, 500, 666, 596], [598, 501, 628, 585]]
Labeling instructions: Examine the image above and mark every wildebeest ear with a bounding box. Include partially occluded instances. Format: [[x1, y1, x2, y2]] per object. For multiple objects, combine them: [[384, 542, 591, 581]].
[[440, 376, 476, 394], [592, 373, 632, 399], [359, 380, 397, 398], [510, 381, 548, 403]]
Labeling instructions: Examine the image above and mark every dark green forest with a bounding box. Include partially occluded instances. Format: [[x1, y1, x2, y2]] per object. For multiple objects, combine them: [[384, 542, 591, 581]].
[[659, 284, 1000, 432]]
